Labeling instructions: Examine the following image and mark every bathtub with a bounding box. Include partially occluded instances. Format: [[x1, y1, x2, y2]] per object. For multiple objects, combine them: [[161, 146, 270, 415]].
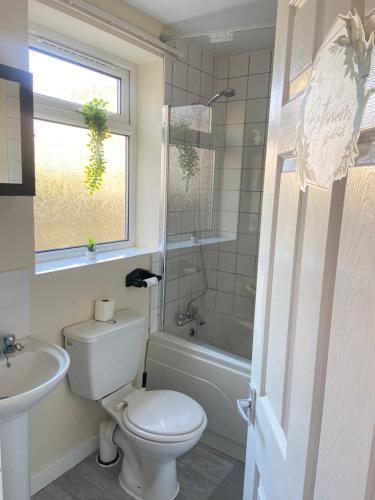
[[146, 309, 252, 461]]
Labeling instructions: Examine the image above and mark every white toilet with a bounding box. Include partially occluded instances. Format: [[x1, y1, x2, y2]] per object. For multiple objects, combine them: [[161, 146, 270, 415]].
[[63, 309, 207, 500]]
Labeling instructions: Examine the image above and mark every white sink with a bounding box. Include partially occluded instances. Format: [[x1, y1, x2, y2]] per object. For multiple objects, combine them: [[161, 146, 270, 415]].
[[0, 337, 70, 500]]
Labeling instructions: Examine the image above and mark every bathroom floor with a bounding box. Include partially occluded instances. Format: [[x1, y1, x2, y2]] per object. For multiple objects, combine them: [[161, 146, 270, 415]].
[[32, 443, 244, 500]]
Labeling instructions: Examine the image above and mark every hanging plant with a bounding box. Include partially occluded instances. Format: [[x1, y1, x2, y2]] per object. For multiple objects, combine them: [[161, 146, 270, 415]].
[[177, 143, 200, 184], [175, 119, 200, 187], [82, 98, 111, 194]]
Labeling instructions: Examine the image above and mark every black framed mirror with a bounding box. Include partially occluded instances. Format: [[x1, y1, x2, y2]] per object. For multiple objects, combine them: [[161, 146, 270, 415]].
[[0, 63, 35, 196]]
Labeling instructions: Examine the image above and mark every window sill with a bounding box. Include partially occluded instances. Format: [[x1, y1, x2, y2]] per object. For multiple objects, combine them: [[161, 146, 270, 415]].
[[35, 247, 152, 275]]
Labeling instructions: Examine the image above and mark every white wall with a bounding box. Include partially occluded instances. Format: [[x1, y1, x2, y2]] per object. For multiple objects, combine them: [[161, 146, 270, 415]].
[[136, 60, 163, 249], [29, 255, 150, 478]]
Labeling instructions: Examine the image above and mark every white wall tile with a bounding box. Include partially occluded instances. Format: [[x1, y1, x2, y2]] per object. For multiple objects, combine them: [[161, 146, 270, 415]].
[[166, 256, 181, 280], [246, 98, 269, 122], [172, 60, 187, 89], [213, 125, 226, 147], [220, 211, 239, 233], [206, 249, 219, 269], [235, 274, 254, 298], [181, 211, 195, 233], [215, 57, 229, 79], [244, 123, 266, 146], [229, 54, 250, 77], [234, 295, 253, 317], [167, 212, 182, 235], [216, 291, 234, 313], [218, 252, 237, 273], [0, 303, 31, 339], [217, 271, 236, 293], [187, 66, 201, 94], [165, 300, 179, 325], [236, 254, 257, 276], [220, 238, 237, 253], [221, 190, 240, 212], [164, 56, 173, 84], [165, 278, 180, 303], [222, 168, 241, 190], [172, 87, 187, 106], [212, 102, 227, 126], [228, 76, 248, 100], [223, 147, 243, 170], [200, 72, 213, 98], [188, 42, 202, 69], [238, 213, 259, 234], [243, 146, 265, 169], [0, 269, 30, 307], [6, 96, 21, 119], [226, 101, 246, 124], [205, 289, 216, 309], [175, 39, 188, 63], [237, 234, 258, 256], [192, 271, 204, 293], [242, 169, 263, 191], [247, 73, 270, 98], [225, 124, 244, 147], [249, 50, 272, 74], [202, 50, 214, 75], [240, 191, 261, 213]]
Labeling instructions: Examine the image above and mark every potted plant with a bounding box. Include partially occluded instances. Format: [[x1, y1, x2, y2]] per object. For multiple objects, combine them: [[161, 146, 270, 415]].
[[86, 236, 97, 259]]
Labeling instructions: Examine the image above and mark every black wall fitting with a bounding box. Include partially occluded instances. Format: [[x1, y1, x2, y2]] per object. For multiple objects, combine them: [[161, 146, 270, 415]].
[[125, 268, 162, 288]]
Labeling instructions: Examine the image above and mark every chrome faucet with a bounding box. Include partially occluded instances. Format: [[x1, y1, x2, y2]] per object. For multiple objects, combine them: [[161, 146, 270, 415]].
[[1, 334, 24, 367], [176, 306, 200, 327]]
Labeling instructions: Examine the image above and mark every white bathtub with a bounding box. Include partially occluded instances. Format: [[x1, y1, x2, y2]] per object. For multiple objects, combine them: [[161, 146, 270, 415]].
[[146, 310, 252, 461]]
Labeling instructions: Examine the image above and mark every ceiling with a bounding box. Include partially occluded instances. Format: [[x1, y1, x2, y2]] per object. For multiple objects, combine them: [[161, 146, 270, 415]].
[[124, 0, 277, 55]]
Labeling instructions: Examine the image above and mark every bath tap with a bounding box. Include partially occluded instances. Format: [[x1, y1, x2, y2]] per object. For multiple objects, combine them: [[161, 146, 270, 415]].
[[1, 334, 24, 367], [177, 306, 200, 326]]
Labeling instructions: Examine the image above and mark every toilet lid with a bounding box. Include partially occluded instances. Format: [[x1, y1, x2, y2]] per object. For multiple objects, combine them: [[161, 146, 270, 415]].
[[122, 390, 205, 437]]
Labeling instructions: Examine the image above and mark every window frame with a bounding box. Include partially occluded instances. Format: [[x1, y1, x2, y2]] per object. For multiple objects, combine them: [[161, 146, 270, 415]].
[[30, 32, 137, 263]]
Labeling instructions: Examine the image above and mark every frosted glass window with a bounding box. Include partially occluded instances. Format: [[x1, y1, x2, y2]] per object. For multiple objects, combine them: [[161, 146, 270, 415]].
[[34, 120, 127, 252], [29, 49, 119, 113]]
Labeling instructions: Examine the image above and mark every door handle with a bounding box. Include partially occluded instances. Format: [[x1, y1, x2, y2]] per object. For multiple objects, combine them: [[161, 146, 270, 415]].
[[237, 388, 256, 425]]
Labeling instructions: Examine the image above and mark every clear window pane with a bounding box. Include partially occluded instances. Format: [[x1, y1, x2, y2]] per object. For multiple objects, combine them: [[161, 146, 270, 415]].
[[29, 49, 119, 113], [34, 120, 127, 252]]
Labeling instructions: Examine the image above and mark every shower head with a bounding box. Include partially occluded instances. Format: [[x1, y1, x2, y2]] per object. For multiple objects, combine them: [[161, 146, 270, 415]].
[[205, 88, 236, 106]]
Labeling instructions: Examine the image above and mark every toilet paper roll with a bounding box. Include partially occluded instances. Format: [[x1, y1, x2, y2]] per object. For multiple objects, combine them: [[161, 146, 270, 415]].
[[95, 298, 115, 322], [143, 277, 159, 288]]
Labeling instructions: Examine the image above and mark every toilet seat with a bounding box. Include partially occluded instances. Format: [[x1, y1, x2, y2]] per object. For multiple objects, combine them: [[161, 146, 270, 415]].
[[121, 390, 207, 443]]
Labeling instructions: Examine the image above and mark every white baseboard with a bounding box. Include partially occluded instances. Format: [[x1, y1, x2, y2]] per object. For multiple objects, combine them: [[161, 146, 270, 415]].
[[31, 434, 99, 495]]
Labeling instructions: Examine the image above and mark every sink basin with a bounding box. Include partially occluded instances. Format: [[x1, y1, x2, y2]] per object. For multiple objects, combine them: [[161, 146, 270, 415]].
[[0, 337, 70, 500], [0, 337, 69, 420]]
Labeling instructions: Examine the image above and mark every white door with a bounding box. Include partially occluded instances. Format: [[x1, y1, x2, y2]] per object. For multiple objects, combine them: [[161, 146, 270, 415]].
[[243, 1, 375, 499]]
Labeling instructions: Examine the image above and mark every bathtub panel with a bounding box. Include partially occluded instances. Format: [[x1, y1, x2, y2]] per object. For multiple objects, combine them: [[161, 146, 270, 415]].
[[146, 331, 251, 460]]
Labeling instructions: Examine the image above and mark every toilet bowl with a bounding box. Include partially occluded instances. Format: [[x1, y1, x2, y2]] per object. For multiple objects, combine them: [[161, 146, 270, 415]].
[[63, 310, 207, 500], [101, 386, 207, 500]]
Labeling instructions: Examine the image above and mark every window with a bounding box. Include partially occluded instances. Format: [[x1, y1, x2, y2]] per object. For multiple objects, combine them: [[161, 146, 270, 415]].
[[30, 40, 134, 255]]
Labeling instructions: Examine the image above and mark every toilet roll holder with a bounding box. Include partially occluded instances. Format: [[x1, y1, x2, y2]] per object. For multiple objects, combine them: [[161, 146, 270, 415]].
[[125, 268, 162, 288]]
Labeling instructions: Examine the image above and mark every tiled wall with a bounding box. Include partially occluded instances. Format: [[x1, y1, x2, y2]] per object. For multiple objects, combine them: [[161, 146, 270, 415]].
[[205, 50, 272, 319], [150, 43, 272, 332], [0, 80, 22, 183], [0, 269, 31, 338]]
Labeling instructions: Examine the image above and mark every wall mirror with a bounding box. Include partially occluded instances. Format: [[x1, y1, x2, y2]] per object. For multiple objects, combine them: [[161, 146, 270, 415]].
[[0, 64, 35, 195]]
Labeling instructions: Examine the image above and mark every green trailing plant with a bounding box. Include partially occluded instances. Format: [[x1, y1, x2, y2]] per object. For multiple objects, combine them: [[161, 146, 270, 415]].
[[175, 119, 200, 186], [86, 236, 96, 252], [82, 98, 111, 194]]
